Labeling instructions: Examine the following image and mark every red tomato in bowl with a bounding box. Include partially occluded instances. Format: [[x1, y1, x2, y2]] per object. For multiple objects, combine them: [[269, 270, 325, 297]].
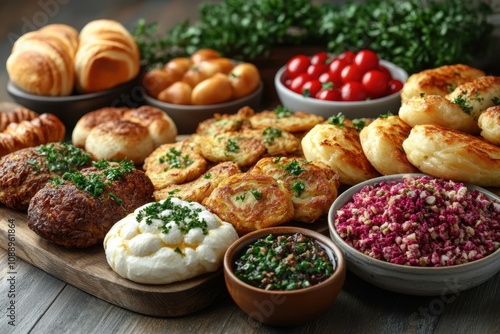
[[286, 55, 310, 80], [361, 70, 389, 98], [354, 49, 379, 73], [341, 82, 368, 101], [301, 79, 322, 97]]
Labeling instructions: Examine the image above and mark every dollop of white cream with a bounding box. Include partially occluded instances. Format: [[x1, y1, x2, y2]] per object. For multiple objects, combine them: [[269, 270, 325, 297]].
[[104, 198, 238, 284]]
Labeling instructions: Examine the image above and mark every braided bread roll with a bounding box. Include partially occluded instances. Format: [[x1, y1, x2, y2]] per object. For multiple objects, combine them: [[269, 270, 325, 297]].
[[0, 113, 65, 157], [0, 107, 39, 132]]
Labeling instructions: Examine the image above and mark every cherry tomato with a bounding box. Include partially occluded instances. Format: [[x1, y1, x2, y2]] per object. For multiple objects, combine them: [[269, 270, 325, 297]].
[[337, 51, 356, 64], [378, 65, 392, 81], [286, 55, 310, 80], [328, 58, 348, 76], [301, 79, 322, 97], [316, 88, 342, 101], [310, 52, 329, 65], [318, 71, 342, 89], [361, 70, 389, 98], [341, 64, 364, 83], [306, 63, 327, 79], [289, 73, 311, 94], [354, 49, 379, 73], [386, 79, 404, 95], [341, 82, 368, 101]]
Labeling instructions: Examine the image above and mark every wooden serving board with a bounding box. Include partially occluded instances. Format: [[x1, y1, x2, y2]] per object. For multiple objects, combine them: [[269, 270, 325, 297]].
[[0, 206, 329, 317]]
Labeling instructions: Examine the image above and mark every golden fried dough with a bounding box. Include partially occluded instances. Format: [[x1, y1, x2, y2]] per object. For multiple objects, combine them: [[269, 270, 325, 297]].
[[241, 127, 300, 156], [202, 172, 294, 235], [196, 106, 254, 135], [446, 76, 500, 119], [251, 157, 339, 223], [478, 105, 500, 145], [398, 95, 480, 134], [153, 161, 241, 202], [143, 142, 207, 190], [196, 131, 266, 167], [402, 124, 500, 187], [301, 123, 379, 185], [401, 64, 485, 102], [249, 109, 323, 133], [360, 115, 420, 175]]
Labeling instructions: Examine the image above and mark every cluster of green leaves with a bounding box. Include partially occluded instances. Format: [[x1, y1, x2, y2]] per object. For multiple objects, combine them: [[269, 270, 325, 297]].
[[134, 0, 493, 74]]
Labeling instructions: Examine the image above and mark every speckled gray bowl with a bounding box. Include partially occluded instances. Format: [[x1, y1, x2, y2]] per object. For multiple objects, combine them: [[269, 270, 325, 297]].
[[328, 173, 500, 296]]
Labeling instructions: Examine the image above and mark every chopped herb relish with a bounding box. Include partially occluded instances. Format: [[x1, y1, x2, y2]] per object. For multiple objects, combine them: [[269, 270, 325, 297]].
[[136, 197, 209, 235], [234, 233, 335, 291], [28, 142, 91, 172], [159, 148, 193, 169]]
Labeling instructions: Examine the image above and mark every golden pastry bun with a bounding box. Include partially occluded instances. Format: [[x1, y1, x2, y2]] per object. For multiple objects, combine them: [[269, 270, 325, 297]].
[[402, 124, 500, 187], [478, 105, 500, 146], [75, 19, 140, 93], [359, 115, 420, 175], [7, 24, 78, 96], [72, 106, 177, 164], [400, 64, 485, 103]]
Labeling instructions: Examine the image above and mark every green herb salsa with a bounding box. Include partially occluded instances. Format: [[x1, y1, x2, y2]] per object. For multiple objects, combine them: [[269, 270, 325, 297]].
[[233, 233, 335, 291]]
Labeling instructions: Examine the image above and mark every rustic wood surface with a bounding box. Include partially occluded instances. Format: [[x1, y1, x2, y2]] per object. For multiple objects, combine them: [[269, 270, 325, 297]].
[[1, 1, 500, 334]]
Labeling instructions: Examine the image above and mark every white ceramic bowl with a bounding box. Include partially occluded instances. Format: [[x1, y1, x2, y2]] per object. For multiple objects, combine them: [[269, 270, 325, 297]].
[[275, 59, 408, 120], [7, 77, 141, 133], [143, 81, 263, 134], [327, 173, 500, 296]]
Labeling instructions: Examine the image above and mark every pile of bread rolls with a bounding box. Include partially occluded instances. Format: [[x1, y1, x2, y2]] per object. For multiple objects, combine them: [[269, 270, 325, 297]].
[[142, 48, 261, 105], [7, 20, 140, 96]]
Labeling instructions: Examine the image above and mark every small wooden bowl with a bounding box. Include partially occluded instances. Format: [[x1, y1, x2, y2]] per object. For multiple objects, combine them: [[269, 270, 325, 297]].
[[223, 226, 346, 327]]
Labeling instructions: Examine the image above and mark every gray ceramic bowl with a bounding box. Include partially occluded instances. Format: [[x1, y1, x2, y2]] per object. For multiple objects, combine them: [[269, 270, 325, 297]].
[[275, 59, 408, 120], [7, 77, 142, 133], [143, 81, 263, 134], [328, 173, 500, 296]]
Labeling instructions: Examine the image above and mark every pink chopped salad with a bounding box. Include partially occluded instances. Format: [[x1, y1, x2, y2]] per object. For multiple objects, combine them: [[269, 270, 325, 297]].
[[334, 175, 500, 267]]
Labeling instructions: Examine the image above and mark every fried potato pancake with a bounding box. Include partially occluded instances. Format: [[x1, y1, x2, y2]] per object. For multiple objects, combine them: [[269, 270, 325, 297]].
[[240, 127, 300, 156], [202, 172, 294, 234], [478, 105, 500, 146], [301, 123, 379, 185], [196, 106, 254, 135], [360, 115, 420, 175], [153, 161, 241, 202], [402, 124, 500, 187], [398, 95, 480, 134], [401, 64, 485, 102], [196, 131, 266, 167], [143, 142, 207, 190], [251, 157, 340, 223], [249, 109, 323, 133], [446, 76, 500, 119]]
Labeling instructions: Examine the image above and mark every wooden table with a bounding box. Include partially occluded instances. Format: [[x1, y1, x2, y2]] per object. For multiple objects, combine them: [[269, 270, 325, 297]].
[[1, 1, 500, 333]]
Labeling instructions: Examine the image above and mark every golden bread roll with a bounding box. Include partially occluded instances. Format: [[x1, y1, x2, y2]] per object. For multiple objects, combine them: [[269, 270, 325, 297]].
[[72, 107, 128, 147], [85, 119, 154, 164], [123, 106, 177, 147], [301, 123, 380, 185], [0, 113, 65, 157], [402, 124, 500, 187], [7, 26, 77, 96], [40, 23, 79, 55], [478, 105, 500, 146], [75, 20, 140, 93], [446, 76, 500, 119], [0, 107, 39, 132], [401, 64, 485, 103], [359, 115, 420, 175], [398, 95, 480, 134], [202, 172, 295, 235]]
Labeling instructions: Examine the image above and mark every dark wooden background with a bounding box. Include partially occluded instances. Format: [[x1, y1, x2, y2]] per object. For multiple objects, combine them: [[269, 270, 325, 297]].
[[1, 1, 500, 334]]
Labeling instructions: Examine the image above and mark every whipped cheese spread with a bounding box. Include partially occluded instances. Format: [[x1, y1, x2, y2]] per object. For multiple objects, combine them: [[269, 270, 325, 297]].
[[104, 197, 238, 284]]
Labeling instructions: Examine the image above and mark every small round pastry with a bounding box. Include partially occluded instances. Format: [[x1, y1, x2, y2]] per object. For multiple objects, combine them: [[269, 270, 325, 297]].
[[478, 105, 500, 145], [104, 197, 238, 284], [85, 119, 155, 164], [72, 107, 128, 147], [123, 105, 177, 147]]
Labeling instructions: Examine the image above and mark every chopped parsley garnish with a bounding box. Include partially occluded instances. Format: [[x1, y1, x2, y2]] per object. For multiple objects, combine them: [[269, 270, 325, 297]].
[[136, 198, 208, 235], [327, 113, 345, 126], [235, 193, 246, 201], [250, 189, 262, 200], [225, 139, 240, 153], [492, 96, 500, 105], [28, 142, 91, 173], [159, 148, 193, 169], [204, 173, 212, 179], [352, 119, 366, 132], [291, 181, 306, 197], [262, 127, 282, 144], [282, 160, 305, 176], [274, 105, 293, 118], [379, 112, 393, 119]]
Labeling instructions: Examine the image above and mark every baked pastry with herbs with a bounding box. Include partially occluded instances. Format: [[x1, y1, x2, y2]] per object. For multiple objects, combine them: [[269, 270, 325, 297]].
[[28, 159, 154, 248], [104, 197, 238, 284]]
